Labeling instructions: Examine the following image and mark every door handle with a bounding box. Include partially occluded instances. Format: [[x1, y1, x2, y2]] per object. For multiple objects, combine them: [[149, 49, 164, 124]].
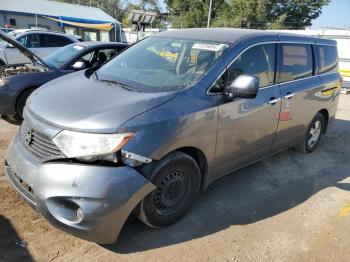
[[267, 97, 281, 105], [283, 93, 295, 99]]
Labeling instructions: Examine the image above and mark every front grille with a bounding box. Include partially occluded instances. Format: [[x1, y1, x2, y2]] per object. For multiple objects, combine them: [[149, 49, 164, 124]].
[[21, 121, 63, 161]]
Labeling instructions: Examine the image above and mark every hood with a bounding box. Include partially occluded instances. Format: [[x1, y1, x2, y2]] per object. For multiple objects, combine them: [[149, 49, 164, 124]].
[[27, 71, 176, 133], [0, 31, 49, 69]]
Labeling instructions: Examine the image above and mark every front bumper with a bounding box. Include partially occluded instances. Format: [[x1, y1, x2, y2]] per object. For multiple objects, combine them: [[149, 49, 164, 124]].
[[5, 133, 156, 244]]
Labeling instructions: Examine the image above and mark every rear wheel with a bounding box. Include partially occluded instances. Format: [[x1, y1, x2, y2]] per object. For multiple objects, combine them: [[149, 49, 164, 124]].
[[294, 113, 325, 153], [138, 151, 201, 228]]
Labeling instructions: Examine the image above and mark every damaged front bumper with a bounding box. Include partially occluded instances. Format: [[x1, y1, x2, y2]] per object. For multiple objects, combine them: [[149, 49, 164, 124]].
[[5, 133, 156, 244]]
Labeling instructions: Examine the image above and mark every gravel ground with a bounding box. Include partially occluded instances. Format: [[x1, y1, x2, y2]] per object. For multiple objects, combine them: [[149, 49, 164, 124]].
[[1, 95, 350, 262]]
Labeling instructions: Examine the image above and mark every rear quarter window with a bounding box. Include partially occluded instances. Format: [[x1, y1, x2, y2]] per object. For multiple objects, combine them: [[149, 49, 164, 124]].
[[317, 45, 338, 74], [279, 44, 314, 83]]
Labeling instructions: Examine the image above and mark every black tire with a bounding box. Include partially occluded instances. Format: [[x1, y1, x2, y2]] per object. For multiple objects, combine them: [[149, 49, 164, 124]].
[[16, 88, 36, 120], [294, 113, 325, 154], [138, 151, 201, 228]]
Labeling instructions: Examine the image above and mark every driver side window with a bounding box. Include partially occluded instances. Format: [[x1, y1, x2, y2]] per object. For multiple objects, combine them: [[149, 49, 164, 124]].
[[210, 44, 276, 93]]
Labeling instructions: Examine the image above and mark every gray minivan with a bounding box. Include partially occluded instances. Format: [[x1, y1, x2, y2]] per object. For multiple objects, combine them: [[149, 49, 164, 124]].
[[4, 29, 341, 244]]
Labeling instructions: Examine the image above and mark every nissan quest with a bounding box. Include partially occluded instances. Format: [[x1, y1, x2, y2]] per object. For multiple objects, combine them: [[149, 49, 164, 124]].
[[4, 28, 341, 244]]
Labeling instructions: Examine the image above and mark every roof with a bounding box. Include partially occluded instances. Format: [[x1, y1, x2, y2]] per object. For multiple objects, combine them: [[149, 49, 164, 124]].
[[0, 0, 118, 23], [155, 28, 337, 46], [74, 41, 128, 47]]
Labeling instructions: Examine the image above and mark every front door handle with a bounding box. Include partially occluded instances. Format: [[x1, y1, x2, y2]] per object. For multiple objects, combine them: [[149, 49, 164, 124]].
[[267, 97, 281, 105], [283, 93, 295, 99]]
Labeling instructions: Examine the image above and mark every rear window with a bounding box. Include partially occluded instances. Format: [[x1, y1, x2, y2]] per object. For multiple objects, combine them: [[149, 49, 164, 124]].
[[279, 44, 314, 83], [317, 45, 338, 74]]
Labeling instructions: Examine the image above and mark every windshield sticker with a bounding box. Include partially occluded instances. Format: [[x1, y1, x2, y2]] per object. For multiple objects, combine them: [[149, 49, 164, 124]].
[[73, 45, 84, 50], [192, 43, 226, 52]]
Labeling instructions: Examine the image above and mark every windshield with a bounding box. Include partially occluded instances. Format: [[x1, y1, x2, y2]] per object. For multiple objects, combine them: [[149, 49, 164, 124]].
[[96, 37, 229, 92], [44, 44, 85, 68]]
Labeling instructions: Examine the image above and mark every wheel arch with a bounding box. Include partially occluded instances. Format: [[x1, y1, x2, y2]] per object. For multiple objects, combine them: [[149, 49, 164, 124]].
[[15, 86, 37, 109], [172, 146, 209, 190], [318, 109, 329, 134]]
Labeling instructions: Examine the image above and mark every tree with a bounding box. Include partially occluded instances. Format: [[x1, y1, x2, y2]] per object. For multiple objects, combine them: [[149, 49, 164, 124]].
[[165, 0, 330, 29], [165, 0, 226, 28]]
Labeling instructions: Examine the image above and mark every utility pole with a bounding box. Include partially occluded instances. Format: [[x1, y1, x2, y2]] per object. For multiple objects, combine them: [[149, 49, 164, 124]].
[[207, 0, 212, 28]]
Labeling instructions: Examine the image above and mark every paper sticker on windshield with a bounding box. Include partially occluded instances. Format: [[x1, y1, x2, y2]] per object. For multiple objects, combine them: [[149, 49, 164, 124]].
[[192, 43, 225, 52], [73, 45, 84, 50]]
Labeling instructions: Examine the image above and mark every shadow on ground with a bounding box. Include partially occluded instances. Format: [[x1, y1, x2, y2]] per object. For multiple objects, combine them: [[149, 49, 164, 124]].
[[0, 215, 33, 261], [102, 119, 350, 253]]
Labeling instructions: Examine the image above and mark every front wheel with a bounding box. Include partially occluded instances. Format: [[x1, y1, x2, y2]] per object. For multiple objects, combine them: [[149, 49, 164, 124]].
[[138, 151, 201, 228], [294, 113, 325, 153]]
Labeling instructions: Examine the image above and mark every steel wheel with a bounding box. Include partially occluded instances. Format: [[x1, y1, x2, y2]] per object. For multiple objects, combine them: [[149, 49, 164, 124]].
[[138, 151, 201, 228], [154, 170, 190, 216]]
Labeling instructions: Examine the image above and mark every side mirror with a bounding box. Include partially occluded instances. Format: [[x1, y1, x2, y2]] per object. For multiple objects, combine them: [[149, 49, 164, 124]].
[[72, 61, 86, 70], [7, 43, 15, 48], [225, 75, 259, 99]]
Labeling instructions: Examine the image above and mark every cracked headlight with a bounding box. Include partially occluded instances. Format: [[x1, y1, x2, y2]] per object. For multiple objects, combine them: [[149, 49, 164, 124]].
[[53, 130, 134, 158]]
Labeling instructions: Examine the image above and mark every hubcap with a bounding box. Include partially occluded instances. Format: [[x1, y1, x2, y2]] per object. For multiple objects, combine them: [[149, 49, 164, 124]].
[[154, 170, 189, 215], [307, 120, 321, 147]]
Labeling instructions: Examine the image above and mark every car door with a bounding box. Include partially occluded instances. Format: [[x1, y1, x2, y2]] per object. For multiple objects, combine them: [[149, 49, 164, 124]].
[[34, 34, 73, 58], [271, 42, 323, 152], [214, 43, 282, 177]]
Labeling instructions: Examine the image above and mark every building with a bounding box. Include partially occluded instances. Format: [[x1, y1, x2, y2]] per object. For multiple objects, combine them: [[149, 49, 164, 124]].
[[0, 0, 122, 42]]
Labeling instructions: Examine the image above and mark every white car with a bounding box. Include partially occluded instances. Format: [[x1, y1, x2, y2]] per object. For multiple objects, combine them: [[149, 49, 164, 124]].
[[0, 29, 82, 65]]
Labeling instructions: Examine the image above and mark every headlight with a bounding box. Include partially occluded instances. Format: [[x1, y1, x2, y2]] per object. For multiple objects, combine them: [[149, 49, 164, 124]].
[[0, 79, 9, 87], [53, 130, 134, 158]]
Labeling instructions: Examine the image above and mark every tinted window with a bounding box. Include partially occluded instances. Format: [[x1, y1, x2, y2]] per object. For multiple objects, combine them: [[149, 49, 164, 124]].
[[279, 44, 313, 83], [227, 44, 276, 88], [317, 45, 338, 74], [18, 34, 40, 48], [40, 34, 73, 47]]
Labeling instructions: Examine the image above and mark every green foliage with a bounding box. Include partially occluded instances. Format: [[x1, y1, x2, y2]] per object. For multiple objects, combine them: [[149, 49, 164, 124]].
[[165, 0, 330, 29]]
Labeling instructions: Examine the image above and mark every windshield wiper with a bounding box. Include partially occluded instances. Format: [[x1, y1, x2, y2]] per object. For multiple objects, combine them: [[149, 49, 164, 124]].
[[98, 78, 135, 91]]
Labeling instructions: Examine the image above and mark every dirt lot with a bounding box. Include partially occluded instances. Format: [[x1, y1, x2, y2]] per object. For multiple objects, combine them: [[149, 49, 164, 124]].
[[1, 95, 350, 262]]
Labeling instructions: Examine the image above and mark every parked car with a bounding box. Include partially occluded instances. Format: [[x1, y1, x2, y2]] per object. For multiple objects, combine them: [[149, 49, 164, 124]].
[[0, 29, 82, 66], [0, 27, 14, 34], [5, 28, 341, 244], [0, 31, 128, 121]]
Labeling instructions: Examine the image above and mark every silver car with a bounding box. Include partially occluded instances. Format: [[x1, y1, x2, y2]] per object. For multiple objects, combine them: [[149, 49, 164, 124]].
[[4, 28, 341, 244], [0, 29, 81, 66]]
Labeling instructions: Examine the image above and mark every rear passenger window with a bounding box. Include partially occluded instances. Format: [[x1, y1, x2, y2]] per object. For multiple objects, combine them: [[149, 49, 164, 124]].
[[40, 35, 73, 47], [279, 44, 313, 83], [227, 44, 276, 88], [317, 45, 338, 74]]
